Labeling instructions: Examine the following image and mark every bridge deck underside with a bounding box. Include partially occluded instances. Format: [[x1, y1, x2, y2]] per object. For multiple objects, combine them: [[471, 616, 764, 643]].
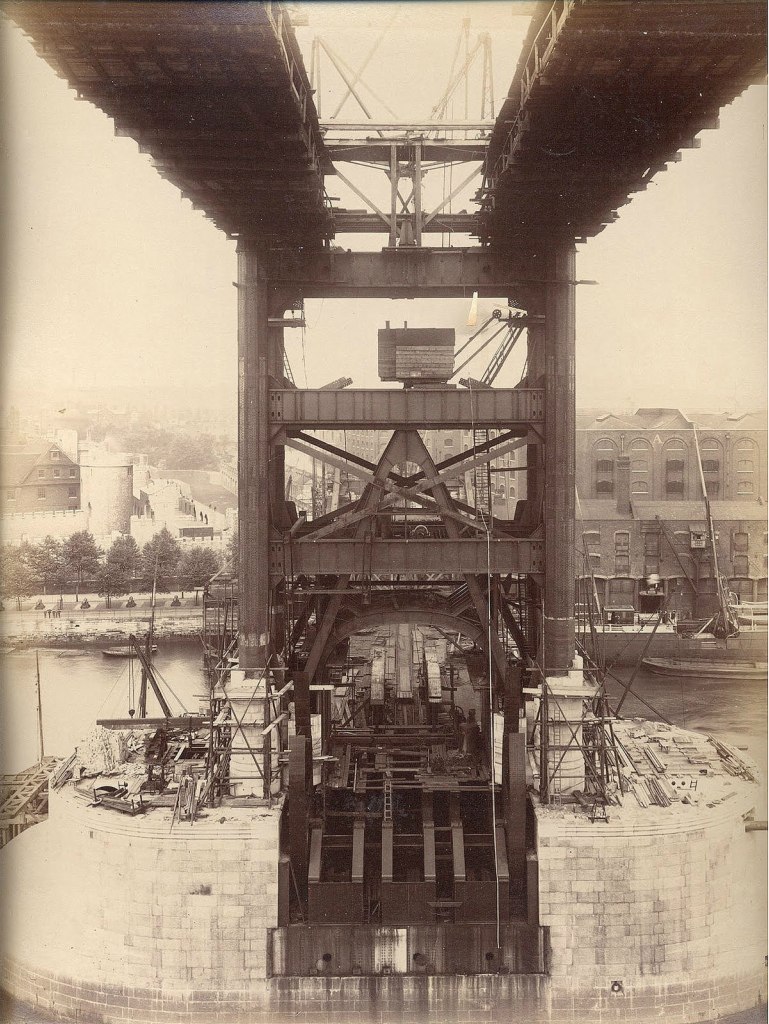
[[481, 0, 767, 246], [7, 0, 331, 244]]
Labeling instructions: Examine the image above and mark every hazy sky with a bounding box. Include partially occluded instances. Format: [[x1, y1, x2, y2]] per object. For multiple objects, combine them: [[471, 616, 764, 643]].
[[1, 3, 766, 414]]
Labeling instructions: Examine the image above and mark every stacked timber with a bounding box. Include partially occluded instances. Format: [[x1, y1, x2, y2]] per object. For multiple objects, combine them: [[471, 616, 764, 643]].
[[378, 324, 455, 383]]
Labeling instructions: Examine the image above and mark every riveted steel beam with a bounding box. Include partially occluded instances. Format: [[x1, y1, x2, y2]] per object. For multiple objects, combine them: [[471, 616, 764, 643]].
[[271, 387, 543, 430]]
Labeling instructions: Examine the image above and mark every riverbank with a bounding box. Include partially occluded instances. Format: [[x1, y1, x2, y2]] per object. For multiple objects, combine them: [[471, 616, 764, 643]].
[[0, 592, 204, 649]]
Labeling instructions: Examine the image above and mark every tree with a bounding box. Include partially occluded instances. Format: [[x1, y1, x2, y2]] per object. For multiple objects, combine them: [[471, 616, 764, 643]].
[[96, 563, 130, 609], [142, 528, 181, 590], [107, 535, 141, 581], [28, 536, 66, 596], [63, 530, 103, 600], [177, 547, 222, 590], [1, 543, 37, 610], [97, 535, 141, 607]]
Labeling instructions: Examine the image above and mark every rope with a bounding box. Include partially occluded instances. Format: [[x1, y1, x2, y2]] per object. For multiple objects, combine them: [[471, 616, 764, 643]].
[[469, 375, 502, 952]]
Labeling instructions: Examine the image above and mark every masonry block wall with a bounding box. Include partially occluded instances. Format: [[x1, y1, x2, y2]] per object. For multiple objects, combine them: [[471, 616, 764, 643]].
[[536, 801, 767, 1021], [0, 788, 282, 1004]]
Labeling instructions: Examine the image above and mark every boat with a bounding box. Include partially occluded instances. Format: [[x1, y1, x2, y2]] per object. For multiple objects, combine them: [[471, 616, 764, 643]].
[[641, 656, 768, 678], [102, 645, 157, 658]]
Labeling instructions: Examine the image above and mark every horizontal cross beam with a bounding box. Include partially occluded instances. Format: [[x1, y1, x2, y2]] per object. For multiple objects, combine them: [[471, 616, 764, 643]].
[[263, 249, 562, 299], [271, 387, 543, 429]]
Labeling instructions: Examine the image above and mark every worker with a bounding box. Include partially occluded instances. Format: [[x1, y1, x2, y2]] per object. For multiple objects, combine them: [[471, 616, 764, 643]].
[[463, 709, 483, 777]]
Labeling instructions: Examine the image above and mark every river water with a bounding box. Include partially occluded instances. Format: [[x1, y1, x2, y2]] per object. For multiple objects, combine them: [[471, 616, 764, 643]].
[[0, 640, 206, 774], [1, 639, 765, 785]]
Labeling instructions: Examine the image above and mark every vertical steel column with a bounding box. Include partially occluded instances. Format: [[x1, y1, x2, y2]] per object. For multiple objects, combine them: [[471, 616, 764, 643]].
[[389, 143, 398, 247], [542, 245, 576, 674], [414, 143, 422, 246], [237, 244, 271, 670]]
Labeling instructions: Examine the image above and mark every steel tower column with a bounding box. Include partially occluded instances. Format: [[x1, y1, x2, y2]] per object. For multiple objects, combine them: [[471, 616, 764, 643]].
[[523, 245, 576, 674], [237, 244, 272, 670], [543, 244, 576, 674]]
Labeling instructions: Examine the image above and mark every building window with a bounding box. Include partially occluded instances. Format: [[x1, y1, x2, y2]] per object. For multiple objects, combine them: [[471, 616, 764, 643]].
[[705, 480, 719, 496], [733, 555, 749, 576], [68, 487, 77, 499], [70, 468, 77, 478], [614, 554, 631, 576], [631, 459, 648, 472], [631, 480, 649, 494], [644, 533, 660, 557], [50, 449, 60, 460], [583, 530, 600, 545], [588, 553, 601, 569], [737, 459, 754, 472], [596, 459, 613, 473], [732, 531, 749, 553], [737, 480, 755, 495], [701, 459, 719, 473], [607, 577, 635, 607], [37, 468, 45, 479], [443, 437, 454, 448], [666, 480, 684, 494], [53, 468, 61, 478], [666, 459, 685, 471], [7, 490, 16, 501], [596, 480, 614, 494], [37, 487, 46, 499]]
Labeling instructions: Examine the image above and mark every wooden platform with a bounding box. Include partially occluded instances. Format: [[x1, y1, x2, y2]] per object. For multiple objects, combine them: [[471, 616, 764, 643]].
[[0, 756, 60, 848]]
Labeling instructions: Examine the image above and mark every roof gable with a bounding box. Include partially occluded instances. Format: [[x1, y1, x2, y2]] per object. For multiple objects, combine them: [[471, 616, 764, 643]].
[[1, 441, 76, 487]]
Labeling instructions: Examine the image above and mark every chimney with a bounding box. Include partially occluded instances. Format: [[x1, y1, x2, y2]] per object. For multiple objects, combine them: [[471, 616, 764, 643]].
[[616, 455, 631, 514]]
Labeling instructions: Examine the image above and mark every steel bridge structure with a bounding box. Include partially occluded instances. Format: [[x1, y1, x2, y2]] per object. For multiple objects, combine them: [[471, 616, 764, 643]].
[[8, 0, 766, 932]]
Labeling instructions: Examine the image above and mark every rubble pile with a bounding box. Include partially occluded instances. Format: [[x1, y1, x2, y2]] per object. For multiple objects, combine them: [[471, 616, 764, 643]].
[[74, 726, 130, 776]]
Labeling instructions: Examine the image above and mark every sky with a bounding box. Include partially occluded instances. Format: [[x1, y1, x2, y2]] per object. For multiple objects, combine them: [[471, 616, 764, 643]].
[[1, 3, 766, 417]]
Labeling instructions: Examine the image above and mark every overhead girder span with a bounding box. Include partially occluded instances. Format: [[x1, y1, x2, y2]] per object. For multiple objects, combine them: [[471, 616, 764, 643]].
[[481, 0, 767, 246], [6, 1, 332, 247]]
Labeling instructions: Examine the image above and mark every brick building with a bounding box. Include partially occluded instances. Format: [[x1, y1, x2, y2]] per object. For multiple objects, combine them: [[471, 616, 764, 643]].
[[578, 454, 767, 619], [577, 408, 766, 502], [575, 409, 767, 617], [0, 441, 80, 514]]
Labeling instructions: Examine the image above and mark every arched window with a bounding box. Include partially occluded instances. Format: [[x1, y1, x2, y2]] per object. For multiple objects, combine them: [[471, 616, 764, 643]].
[[734, 438, 758, 497], [664, 437, 687, 496], [699, 438, 722, 496], [593, 438, 618, 496], [628, 438, 652, 494]]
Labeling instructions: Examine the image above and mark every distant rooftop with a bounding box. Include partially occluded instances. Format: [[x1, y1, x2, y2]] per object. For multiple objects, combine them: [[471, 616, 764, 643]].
[[576, 408, 767, 432]]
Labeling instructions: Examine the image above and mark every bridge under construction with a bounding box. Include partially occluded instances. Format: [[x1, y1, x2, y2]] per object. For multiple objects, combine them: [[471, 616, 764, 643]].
[[2, 3, 766, 1022]]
